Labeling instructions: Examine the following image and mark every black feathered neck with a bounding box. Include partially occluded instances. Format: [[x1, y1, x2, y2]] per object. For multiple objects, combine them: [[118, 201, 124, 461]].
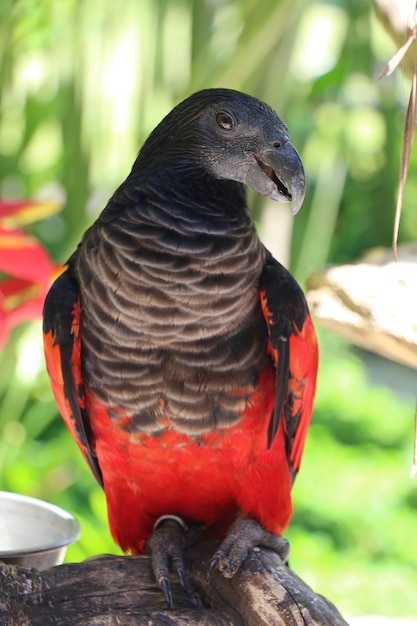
[[135, 162, 246, 209], [107, 163, 250, 239]]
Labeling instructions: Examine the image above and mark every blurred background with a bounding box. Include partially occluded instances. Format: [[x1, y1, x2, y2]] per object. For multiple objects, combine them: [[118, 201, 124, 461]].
[[0, 0, 416, 621]]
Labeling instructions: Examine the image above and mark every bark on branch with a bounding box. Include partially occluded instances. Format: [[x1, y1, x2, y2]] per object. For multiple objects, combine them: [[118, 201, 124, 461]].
[[0, 541, 348, 626]]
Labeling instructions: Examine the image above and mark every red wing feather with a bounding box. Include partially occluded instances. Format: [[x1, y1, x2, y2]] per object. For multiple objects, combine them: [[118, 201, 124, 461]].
[[286, 313, 317, 473], [43, 268, 103, 486], [260, 256, 318, 479]]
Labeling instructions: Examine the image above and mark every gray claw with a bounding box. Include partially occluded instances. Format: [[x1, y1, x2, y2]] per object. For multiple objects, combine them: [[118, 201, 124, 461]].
[[207, 555, 221, 581], [209, 515, 290, 580], [160, 577, 173, 609], [147, 515, 198, 609]]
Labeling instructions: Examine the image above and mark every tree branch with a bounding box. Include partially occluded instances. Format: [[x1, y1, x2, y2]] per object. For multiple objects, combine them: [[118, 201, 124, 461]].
[[0, 542, 348, 626]]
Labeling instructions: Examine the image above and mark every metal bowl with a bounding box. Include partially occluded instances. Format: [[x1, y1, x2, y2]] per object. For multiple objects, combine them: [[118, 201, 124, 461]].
[[0, 491, 80, 570]]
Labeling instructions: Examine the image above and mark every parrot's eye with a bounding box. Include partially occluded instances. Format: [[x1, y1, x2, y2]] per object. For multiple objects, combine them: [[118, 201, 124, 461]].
[[216, 112, 235, 130]]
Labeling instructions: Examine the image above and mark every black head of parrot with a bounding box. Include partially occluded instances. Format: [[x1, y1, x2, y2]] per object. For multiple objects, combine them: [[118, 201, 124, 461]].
[[132, 88, 305, 215]]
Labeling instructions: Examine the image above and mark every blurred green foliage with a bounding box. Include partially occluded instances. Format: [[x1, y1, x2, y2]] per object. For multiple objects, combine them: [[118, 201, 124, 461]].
[[0, 0, 416, 620]]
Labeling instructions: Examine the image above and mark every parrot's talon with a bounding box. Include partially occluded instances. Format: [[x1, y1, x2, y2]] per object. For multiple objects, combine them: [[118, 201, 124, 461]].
[[147, 516, 199, 608], [160, 577, 173, 610], [207, 555, 221, 581], [208, 515, 290, 580], [177, 568, 186, 589], [177, 567, 198, 605]]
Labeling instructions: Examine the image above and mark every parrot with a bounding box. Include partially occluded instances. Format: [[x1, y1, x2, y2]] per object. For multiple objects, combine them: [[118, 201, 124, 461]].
[[43, 88, 318, 607]]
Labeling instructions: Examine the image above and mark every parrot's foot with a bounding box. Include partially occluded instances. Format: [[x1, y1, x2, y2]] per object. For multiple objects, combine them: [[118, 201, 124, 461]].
[[208, 515, 290, 579], [146, 515, 200, 609]]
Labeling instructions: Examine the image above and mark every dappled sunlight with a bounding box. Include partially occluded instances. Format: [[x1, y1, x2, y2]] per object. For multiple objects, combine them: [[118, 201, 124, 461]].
[[290, 4, 349, 81]]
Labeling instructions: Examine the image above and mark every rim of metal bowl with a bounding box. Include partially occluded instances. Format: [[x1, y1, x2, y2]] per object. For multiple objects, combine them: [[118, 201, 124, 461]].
[[0, 490, 81, 557]]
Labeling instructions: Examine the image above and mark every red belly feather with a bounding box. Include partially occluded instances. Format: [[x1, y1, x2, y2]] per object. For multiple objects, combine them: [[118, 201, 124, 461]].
[[87, 365, 292, 554]]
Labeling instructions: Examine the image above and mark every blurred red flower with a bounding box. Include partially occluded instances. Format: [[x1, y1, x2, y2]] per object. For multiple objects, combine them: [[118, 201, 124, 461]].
[[0, 200, 60, 347]]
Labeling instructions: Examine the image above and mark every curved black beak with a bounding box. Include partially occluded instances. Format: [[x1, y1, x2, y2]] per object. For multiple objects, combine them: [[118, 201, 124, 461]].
[[244, 141, 305, 214]]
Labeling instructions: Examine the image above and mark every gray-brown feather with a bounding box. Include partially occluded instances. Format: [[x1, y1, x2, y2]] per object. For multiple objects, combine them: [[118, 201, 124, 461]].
[[73, 194, 269, 435]]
